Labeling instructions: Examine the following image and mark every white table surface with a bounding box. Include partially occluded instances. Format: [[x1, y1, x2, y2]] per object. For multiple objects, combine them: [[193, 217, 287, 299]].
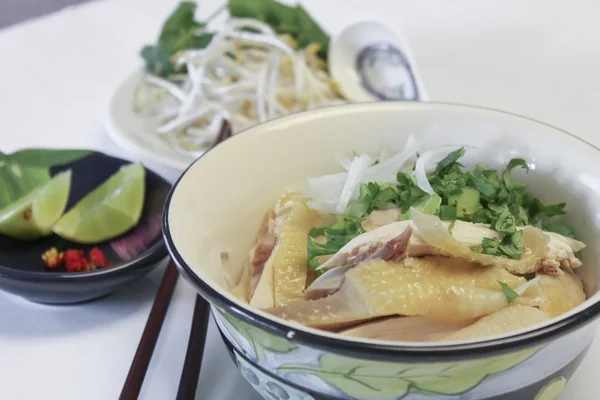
[[0, 0, 599, 399]]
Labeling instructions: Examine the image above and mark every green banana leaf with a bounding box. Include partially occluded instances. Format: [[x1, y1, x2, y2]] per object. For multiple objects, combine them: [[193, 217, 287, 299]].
[[0, 149, 90, 209]]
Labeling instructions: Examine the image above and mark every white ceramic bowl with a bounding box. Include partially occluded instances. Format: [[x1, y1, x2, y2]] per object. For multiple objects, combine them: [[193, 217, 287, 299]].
[[164, 102, 600, 400]]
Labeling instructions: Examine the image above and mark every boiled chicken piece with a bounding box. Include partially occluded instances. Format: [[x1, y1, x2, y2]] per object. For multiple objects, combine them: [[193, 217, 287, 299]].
[[249, 199, 320, 307], [248, 209, 277, 301], [305, 252, 527, 301], [316, 219, 495, 271], [305, 212, 583, 299], [532, 271, 586, 318], [305, 228, 412, 300], [315, 211, 584, 275], [410, 209, 585, 275], [249, 197, 319, 308], [339, 316, 471, 342], [541, 232, 586, 275], [402, 256, 527, 290], [440, 305, 550, 342], [269, 260, 531, 330]]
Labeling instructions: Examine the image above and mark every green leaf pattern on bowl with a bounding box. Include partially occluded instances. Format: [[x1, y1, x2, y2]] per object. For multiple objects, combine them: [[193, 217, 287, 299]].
[[236, 352, 315, 400], [535, 376, 567, 400], [277, 347, 540, 399], [214, 308, 546, 399], [219, 310, 297, 362]]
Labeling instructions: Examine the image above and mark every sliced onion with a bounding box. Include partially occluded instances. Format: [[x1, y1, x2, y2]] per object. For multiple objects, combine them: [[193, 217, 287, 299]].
[[336, 154, 373, 214], [515, 276, 541, 295], [334, 152, 353, 171], [362, 133, 423, 184], [413, 146, 461, 194]]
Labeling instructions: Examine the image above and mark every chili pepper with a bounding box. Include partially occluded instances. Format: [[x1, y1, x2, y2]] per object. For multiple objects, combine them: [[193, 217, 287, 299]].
[[88, 247, 107, 268], [64, 249, 86, 272], [41, 248, 64, 269], [42, 247, 110, 273]]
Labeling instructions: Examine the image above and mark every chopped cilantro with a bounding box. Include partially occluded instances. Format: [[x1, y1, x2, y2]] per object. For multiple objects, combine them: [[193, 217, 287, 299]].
[[502, 158, 528, 189], [498, 281, 520, 304], [436, 147, 465, 175], [306, 217, 364, 273], [439, 205, 457, 220], [314, 148, 576, 263]]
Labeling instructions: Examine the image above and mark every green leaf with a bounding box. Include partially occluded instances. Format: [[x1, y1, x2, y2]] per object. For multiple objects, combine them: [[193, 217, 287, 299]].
[[308, 225, 327, 237], [494, 208, 516, 235], [436, 147, 465, 175], [468, 167, 500, 199], [509, 204, 529, 226], [219, 311, 297, 362], [278, 348, 539, 398], [307, 217, 365, 271], [371, 186, 399, 210], [531, 199, 566, 218], [141, 44, 180, 76], [499, 281, 520, 304], [347, 183, 379, 218], [228, 0, 269, 19], [545, 222, 576, 239], [8, 148, 90, 167], [477, 231, 524, 259], [502, 158, 528, 189], [293, 5, 330, 59], [397, 179, 428, 212], [439, 205, 457, 220], [228, 0, 330, 60], [471, 207, 495, 224], [141, 2, 214, 76], [158, 1, 203, 42]]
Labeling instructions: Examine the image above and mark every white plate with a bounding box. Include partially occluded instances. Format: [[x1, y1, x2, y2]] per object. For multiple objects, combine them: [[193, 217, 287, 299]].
[[104, 71, 198, 171]]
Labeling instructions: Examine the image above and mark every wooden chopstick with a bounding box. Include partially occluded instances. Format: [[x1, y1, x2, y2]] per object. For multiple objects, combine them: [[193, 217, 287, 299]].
[[176, 295, 211, 400], [120, 261, 179, 400], [175, 121, 232, 400], [120, 121, 233, 400]]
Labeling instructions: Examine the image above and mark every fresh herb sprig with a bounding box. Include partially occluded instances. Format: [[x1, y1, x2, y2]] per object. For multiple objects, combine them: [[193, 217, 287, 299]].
[[141, 0, 330, 77], [498, 281, 520, 304]]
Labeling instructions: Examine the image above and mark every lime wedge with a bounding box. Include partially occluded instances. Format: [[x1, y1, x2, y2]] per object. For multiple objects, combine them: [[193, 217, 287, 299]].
[[52, 163, 145, 244], [0, 170, 72, 240]]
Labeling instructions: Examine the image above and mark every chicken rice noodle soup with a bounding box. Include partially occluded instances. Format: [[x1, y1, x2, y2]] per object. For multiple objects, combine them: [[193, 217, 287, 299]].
[[237, 144, 586, 342]]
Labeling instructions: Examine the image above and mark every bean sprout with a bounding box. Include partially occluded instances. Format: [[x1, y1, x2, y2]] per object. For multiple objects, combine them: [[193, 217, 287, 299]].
[[133, 18, 346, 155]]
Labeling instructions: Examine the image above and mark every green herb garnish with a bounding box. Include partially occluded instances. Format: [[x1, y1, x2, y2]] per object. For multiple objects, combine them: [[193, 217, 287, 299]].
[[498, 281, 520, 304], [141, 2, 215, 76], [142, 0, 331, 77], [228, 0, 330, 59], [307, 217, 364, 273], [306, 148, 574, 269]]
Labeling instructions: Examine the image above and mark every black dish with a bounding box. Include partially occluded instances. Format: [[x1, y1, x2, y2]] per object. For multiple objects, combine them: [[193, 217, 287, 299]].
[[0, 151, 170, 304]]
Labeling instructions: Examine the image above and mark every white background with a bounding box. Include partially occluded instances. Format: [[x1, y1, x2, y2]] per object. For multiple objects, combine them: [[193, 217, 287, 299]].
[[0, 0, 599, 399]]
